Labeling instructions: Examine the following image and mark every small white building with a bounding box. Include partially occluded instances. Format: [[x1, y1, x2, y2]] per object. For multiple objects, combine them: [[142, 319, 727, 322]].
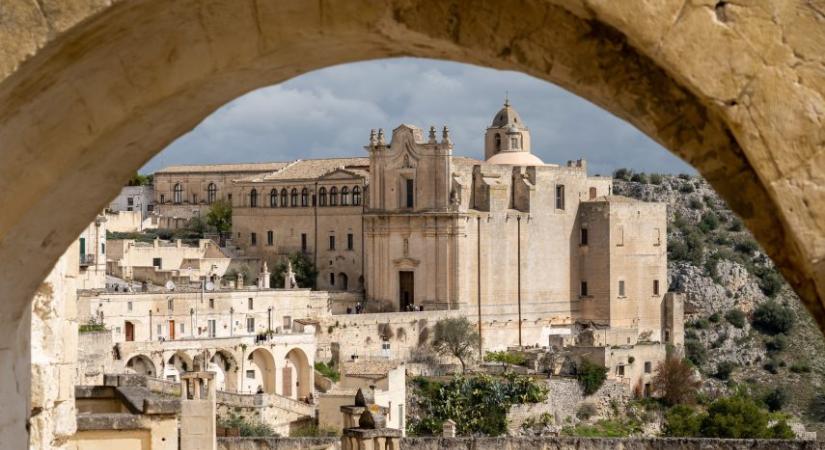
[[109, 185, 155, 219]]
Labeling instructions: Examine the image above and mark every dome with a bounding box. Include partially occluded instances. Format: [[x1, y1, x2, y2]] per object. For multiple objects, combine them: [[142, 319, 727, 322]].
[[491, 100, 523, 128], [486, 151, 544, 166]]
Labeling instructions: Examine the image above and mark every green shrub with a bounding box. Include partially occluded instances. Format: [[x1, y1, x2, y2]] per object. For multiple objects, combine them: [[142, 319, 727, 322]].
[[724, 309, 746, 329], [562, 419, 641, 437], [484, 351, 527, 366], [613, 168, 632, 181], [576, 403, 597, 420], [708, 313, 721, 323], [630, 173, 648, 184], [698, 212, 719, 233], [79, 318, 107, 333], [688, 197, 703, 209], [314, 361, 340, 382], [729, 218, 743, 232], [668, 229, 704, 266], [734, 238, 759, 255], [649, 173, 663, 185], [763, 388, 788, 412], [763, 358, 780, 374], [576, 360, 608, 396], [700, 395, 793, 438], [407, 373, 548, 437], [765, 334, 787, 352], [713, 361, 736, 380], [678, 173, 692, 180], [687, 318, 710, 329], [685, 339, 708, 367], [755, 268, 784, 298], [218, 414, 277, 437], [663, 405, 703, 437], [680, 184, 696, 194], [752, 301, 794, 335], [808, 392, 825, 421], [790, 362, 811, 373]]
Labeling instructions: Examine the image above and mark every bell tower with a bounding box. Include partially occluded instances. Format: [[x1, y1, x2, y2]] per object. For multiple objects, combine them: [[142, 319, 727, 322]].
[[484, 98, 532, 160]]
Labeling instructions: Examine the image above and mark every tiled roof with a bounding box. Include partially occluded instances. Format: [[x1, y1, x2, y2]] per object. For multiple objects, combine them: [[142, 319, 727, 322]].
[[238, 158, 370, 183], [156, 162, 289, 174]]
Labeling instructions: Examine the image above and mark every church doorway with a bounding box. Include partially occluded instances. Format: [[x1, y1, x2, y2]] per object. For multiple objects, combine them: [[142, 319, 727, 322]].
[[399, 271, 414, 311]]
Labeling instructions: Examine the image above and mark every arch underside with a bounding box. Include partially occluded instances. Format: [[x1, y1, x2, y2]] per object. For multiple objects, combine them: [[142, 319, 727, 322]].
[[2, 0, 825, 444]]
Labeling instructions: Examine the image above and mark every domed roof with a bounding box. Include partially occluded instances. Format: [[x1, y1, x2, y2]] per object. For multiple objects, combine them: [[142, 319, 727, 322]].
[[491, 99, 524, 128], [486, 151, 544, 166]]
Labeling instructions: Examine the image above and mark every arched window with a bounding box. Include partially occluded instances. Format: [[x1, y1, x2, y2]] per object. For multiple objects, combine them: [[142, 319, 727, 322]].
[[270, 189, 278, 207], [280, 188, 288, 207], [329, 187, 338, 206], [318, 187, 327, 206], [301, 188, 309, 207], [173, 183, 183, 203], [207, 183, 217, 204], [495, 133, 501, 151], [352, 186, 361, 206], [249, 189, 258, 207], [341, 187, 349, 206], [290, 188, 298, 207]]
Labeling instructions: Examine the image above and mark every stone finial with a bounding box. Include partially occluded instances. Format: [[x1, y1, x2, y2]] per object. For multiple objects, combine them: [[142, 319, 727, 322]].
[[369, 129, 377, 146], [354, 388, 366, 407], [377, 129, 386, 146], [441, 126, 451, 145], [428, 126, 437, 143]]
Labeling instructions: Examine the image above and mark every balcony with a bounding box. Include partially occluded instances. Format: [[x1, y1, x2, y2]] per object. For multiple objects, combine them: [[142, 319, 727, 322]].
[[79, 254, 96, 267]]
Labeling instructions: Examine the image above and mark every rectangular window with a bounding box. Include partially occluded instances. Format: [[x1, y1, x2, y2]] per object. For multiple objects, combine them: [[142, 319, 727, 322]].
[[160, 194, 165, 204], [127, 301, 132, 312], [127, 206, 133, 211], [157, 324, 162, 337], [653, 279, 660, 296], [251, 232, 257, 246], [127, 197, 134, 206], [382, 341, 391, 350], [580, 228, 588, 246], [208, 319, 216, 338], [617, 365, 625, 377], [329, 272, 335, 286], [644, 361, 652, 374], [167, 299, 173, 311], [555, 185, 565, 209], [405, 179, 415, 208], [209, 298, 215, 309], [619, 280, 626, 297], [246, 370, 255, 379], [267, 230, 274, 246], [227, 193, 232, 203], [347, 233, 354, 250], [192, 193, 197, 204], [101, 243, 105, 254], [301, 233, 307, 252], [152, 257, 161, 268], [580, 281, 588, 297], [329, 235, 335, 250], [180, 323, 185, 334], [283, 316, 292, 330], [246, 317, 255, 333], [248, 298, 253, 310]]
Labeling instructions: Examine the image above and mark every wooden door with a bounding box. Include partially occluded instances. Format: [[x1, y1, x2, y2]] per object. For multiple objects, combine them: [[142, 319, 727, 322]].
[[169, 320, 175, 340], [125, 321, 134, 342], [399, 271, 414, 311]]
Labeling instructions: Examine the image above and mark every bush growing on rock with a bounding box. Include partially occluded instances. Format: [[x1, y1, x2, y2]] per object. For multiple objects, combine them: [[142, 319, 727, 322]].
[[663, 405, 703, 437], [698, 212, 719, 233], [713, 361, 736, 380], [734, 238, 759, 255], [649, 173, 663, 185], [685, 339, 708, 367], [613, 168, 632, 181], [575, 360, 608, 396], [765, 334, 788, 352], [763, 388, 788, 412], [724, 309, 746, 329], [700, 395, 794, 439], [752, 301, 794, 335]]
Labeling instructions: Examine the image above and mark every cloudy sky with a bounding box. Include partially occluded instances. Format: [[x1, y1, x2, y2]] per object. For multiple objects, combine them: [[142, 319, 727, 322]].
[[143, 58, 693, 176]]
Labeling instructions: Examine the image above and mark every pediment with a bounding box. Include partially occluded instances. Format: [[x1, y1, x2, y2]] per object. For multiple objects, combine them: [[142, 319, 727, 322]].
[[392, 257, 420, 268], [318, 168, 365, 180]]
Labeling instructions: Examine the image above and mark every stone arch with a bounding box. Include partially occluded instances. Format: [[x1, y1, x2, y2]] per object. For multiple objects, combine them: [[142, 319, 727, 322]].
[[164, 351, 193, 382], [209, 349, 239, 393], [3, 0, 825, 445], [245, 347, 276, 395], [125, 354, 156, 378], [284, 348, 312, 401]]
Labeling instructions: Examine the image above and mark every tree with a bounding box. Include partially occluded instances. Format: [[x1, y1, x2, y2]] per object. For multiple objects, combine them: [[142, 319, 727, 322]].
[[663, 405, 703, 437], [206, 199, 232, 235], [700, 395, 793, 439], [126, 172, 152, 186], [272, 252, 319, 290], [431, 317, 479, 372], [652, 356, 701, 406]]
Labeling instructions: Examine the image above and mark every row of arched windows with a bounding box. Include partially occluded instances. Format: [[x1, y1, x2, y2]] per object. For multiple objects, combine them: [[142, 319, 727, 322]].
[[248, 186, 362, 208], [171, 182, 219, 204]]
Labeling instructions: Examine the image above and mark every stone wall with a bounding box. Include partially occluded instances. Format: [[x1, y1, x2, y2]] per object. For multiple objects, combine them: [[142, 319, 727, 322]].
[[218, 437, 825, 450], [76, 330, 114, 385]]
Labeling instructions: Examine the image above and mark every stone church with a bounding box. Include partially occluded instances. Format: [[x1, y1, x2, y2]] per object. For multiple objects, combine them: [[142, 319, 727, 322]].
[[153, 102, 677, 351]]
